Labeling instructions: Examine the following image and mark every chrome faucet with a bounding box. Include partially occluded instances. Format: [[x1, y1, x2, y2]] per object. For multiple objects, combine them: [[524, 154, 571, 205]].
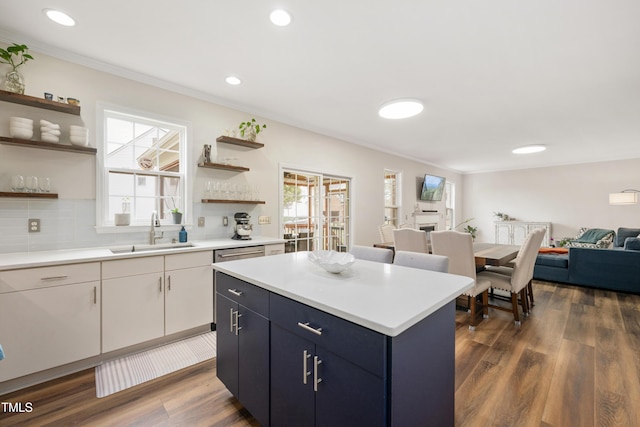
[[149, 211, 163, 245]]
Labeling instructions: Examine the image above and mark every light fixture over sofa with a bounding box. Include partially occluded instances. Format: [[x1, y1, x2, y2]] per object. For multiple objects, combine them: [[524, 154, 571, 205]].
[[609, 189, 639, 205]]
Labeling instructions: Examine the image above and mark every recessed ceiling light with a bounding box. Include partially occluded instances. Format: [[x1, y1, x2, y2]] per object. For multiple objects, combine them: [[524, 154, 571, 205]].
[[512, 145, 546, 154], [43, 9, 76, 27], [225, 76, 242, 85], [270, 9, 292, 27], [378, 99, 424, 119]]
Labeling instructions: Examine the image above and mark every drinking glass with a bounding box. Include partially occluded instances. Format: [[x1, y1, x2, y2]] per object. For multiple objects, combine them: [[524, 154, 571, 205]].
[[26, 176, 39, 193], [39, 177, 51, 193], [11, 175, 25, 192]]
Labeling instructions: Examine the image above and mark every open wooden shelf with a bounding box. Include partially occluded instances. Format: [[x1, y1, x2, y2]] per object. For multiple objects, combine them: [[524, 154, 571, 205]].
[[0, 136, 96, 155], [202, 199, 265, 204], [0, 89, 81, 116], [198, 162, 250, 172], [0, 191, 58, 199], [216, 135, 264, 149]]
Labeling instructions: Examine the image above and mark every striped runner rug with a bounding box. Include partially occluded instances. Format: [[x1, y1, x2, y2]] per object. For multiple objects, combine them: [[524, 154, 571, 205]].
[[95, 331, 216, 398]]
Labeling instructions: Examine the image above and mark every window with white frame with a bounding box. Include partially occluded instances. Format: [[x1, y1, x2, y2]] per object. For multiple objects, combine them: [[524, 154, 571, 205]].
[[445, 181, 454, 230], [384, 169, 400, 226], [99, 107, 187, 227]]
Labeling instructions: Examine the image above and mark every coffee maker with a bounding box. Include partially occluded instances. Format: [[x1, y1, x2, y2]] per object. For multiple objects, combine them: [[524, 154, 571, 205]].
[[232, 212, 253, 240]]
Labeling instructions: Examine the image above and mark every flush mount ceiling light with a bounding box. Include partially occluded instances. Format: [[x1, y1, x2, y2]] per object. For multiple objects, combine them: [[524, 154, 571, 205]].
[[43, 8, 76, 26], [225, 76, 242, 85], [512, 145, 546, 154], [270, 9, 292, 27], [378, 99, 424, 119]]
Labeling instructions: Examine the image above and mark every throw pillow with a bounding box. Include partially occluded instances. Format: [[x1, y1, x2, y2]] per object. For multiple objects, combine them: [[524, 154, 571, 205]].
[[614, 227, 640, 247], [624, 237, 640, 251], [573, 228, 615, 244]]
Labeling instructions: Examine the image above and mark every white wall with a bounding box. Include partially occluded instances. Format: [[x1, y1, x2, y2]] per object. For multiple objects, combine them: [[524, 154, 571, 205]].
[[461, 158, 640, 243], [0, 48, 461, 253]]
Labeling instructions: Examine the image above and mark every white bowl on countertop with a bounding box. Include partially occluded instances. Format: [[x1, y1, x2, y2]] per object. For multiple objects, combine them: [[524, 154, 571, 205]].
[[308, 250, 356, 274]]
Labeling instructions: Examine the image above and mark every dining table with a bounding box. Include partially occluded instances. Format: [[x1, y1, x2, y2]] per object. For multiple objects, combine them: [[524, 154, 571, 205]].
[[373, 241, 521, 267]]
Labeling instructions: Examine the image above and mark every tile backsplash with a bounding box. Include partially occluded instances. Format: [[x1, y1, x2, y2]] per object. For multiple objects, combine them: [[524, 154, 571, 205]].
[[0, 199, 267, 254]]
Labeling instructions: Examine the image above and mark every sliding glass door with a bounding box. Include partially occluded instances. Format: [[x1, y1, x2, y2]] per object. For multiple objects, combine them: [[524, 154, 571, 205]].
[[281, 168, 351, 253]]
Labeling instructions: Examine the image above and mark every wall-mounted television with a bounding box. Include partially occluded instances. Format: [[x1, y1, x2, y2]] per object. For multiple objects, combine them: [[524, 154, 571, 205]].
[[419, 174, 445, 201]]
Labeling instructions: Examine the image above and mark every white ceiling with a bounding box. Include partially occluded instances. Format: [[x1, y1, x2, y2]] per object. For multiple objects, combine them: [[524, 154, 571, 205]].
[[1, 0, 640, 173]]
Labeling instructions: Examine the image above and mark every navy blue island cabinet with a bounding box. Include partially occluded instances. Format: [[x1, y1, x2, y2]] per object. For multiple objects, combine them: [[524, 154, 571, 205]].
[[215, 271, 456, 427]]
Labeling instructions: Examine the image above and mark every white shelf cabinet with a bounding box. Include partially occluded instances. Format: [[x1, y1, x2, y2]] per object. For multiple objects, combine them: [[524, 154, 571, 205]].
[[494, 221, 551, 247], [0, 263, 101, 382]]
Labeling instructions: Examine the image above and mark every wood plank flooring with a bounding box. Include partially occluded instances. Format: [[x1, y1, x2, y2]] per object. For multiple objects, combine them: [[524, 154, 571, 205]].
[[1, 280, 639, 426]]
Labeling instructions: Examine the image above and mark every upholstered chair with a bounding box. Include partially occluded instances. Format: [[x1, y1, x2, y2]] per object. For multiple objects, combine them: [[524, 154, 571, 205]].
[[393, 250, 449, 273], [392, 228, 429, 253], [378, 224, 394, 243], [350, 245, 394, 264], [430, 230, 492, 330], [478, 229, 545, 325]]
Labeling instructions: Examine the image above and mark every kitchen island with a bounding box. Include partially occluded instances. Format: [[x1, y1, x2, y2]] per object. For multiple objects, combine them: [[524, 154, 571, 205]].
[[213, 252, 473, 427]]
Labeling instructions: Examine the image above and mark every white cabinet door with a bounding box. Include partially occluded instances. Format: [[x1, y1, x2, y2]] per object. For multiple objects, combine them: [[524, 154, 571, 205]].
[[165, 265, 214, 335], [102, 272, 165, 352], [495, 223, 511, 244], [0, 281, 100, 382], [512, 224, 528, 246]]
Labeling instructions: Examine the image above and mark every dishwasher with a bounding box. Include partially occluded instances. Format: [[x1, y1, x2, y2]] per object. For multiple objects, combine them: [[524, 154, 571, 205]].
[[213, 245, 265, 325]]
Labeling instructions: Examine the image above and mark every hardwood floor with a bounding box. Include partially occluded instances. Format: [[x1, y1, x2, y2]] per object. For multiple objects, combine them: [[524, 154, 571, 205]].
[[1, 280, 639, 426]]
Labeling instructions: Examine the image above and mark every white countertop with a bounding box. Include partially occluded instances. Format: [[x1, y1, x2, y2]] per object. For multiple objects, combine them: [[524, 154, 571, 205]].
[[0, 236, 286, 271], [213, 252, 474, 337]]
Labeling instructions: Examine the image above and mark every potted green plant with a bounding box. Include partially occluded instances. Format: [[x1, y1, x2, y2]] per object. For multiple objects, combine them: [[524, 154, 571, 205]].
[[455, 218, 478, 240], [168, 197, 182, 224], [0, 43, 34, 94], [239, 118, 266, 142]]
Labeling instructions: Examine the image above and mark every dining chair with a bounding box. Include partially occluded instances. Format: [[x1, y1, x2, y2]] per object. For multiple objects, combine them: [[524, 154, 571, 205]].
[[477, 229, 545, 325], [393, 250, 448, 273], [430, 230, 492, 330], [378, 224, 394, 243], [392, 228, 429, 253], [350, 245, 394, 264]]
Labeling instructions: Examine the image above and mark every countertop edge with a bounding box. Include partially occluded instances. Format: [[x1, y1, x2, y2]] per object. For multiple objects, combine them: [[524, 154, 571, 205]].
[[0, 236, 286, 271]]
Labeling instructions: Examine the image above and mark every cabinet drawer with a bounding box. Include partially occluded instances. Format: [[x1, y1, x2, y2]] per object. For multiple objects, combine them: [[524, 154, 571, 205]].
[[165, 250, 213, 270], [265, 243, 285, 256], [102, 256, 164, 279], [270, 292, 386, 376], [215, 272, 269, 317], [0, 262, 100, 293]]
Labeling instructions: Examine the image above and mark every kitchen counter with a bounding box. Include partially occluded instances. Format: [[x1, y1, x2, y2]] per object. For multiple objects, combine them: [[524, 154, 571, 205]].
[[213, 251, 473, 336], [0, 236, 285, 271]]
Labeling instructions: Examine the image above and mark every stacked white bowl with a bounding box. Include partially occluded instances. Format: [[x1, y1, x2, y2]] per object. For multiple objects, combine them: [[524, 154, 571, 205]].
[[40, 119, 61, 143], [9, 117, 34, 140], [69, 125, 89, 147]]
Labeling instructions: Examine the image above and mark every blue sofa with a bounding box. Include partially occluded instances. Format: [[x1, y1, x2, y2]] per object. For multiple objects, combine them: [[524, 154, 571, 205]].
[[534, 227, 640, 294]]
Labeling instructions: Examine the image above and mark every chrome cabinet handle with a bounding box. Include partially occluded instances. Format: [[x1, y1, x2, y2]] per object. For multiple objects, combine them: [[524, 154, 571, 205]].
[[227, 288, 243, 297], [40, 275, 68, 281], [93, 286, 97, 304], [229, 308, 235, 333], [313, 356, 323, 392], [167, 275, 171, 291], [218, 250, 264, 258], [235, 312, 243, 335], [159, 277, 162, 292], [303, 350, 312, 385], [297, 322, 323, 336]]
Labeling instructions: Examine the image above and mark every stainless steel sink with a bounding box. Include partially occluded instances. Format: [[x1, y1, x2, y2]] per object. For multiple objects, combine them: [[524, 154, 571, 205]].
[[110, 243, 195, 254]]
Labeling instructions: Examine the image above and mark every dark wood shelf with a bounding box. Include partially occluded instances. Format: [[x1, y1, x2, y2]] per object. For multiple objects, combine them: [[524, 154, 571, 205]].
[[202, 199, 265, 204], [0, 89, 81, 116], [0, 136, 96, 155], [0, 191, 58, 199], [216, 135, 264, 149], [198, 162, 250, 172]]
